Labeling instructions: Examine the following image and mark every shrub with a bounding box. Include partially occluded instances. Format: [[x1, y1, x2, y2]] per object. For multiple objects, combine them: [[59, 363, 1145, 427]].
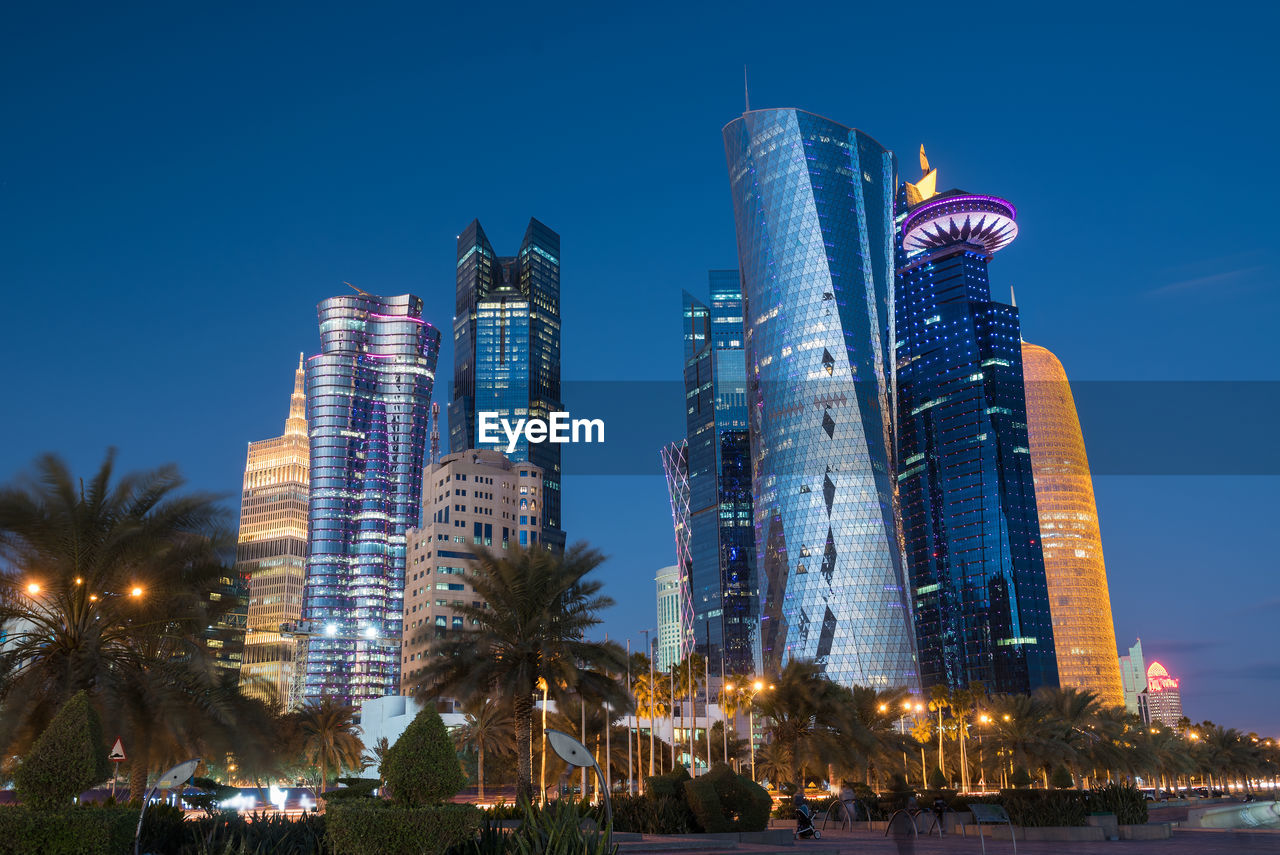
[[383, 707, 467, 807], [1009, 767, 1033, 788], [965, 790, 1088, 827], [928, 767, 948, 789], [0, 805, 136, 855], [1089, 783, 1148, 825], [13, 691, 112, 810], [643, 765, 690, 800], [689, 763, 770, 832], [1050, 765, 1074, 789], [508, 800, 614, 855], [328, 803, 481, 855], [190, 810, 328, 855], [611, 794, 696, 834], [323, 777, 382, 802]]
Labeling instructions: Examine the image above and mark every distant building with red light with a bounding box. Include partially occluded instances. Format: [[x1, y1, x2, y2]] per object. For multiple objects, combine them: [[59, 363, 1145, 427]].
[[1140, 660, 1184, 726]]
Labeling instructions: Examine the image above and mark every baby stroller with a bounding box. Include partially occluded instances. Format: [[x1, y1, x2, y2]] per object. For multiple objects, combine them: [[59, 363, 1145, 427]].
[[793, 796, 822, 840]]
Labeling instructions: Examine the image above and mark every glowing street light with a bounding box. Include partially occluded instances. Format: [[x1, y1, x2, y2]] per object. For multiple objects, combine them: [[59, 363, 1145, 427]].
[[26, 582, 40, 596], [130, 586, 143, 598]]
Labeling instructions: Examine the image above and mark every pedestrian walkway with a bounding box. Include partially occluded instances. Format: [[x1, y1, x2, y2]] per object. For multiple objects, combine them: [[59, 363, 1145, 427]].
[[620, 827, 1280, 855]]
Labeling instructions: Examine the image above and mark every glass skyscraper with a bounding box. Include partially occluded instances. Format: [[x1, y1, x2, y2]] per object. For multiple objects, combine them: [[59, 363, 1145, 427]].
[[450, 218, 564, 550], [301, 292, 441, 706], [680, 272, 757, 676], [723, 109, 918, 689], [894, 167, 1058, 694]]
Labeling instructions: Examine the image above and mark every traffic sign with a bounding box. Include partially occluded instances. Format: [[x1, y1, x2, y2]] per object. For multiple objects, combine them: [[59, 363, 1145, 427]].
[[109, 737, 126, 762]]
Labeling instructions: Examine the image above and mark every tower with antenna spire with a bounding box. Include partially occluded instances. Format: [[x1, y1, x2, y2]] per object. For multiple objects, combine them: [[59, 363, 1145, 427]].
[[236, 354, 312, 709], [893, 152, 1059, 696]]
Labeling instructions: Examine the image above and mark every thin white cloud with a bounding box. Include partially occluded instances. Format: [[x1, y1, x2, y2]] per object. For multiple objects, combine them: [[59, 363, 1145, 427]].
[[1146, 266, 1264, 297]]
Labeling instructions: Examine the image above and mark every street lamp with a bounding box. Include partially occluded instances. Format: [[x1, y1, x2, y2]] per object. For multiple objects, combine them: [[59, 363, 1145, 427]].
[[977, 714, 991, 788], [25, 582, 40, 596], [725, 680, 770, 783]]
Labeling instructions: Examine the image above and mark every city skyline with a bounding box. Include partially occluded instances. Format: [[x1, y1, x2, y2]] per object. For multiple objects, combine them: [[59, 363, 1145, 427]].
[[3, 2, 1277, 734]]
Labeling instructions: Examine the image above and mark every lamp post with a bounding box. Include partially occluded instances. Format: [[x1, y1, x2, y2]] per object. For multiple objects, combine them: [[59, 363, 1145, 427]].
[[641, 629, 655, 781], [978, 714, 990, 789], [537, 677, 549, 805], [724, 680, 769, 783]]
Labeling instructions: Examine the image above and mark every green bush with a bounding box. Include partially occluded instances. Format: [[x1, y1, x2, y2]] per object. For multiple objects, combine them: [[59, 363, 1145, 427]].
[[0, 805, 136, 855], [508, 800, 614, 855], [1050, 765, 1074, 789], [965, 790, 1088, 827], [1009, 766, 1033, 788], [190, 810, 327, 854], [328, 803, 481, 855], [643, 765, 689, 800], [383, 707, 467, 807], [13, 691, 112, 810], [687, 763, 770, 832], [1089, 783, 1148, 825], [928, 767, 948, 789], [611, 794, 696, 834], [323, 777, 382, 802]]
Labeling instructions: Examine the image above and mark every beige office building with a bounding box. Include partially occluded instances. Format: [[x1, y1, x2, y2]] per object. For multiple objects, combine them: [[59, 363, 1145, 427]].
[[400, 449, 543, 693], [236, 356, 310, 709]]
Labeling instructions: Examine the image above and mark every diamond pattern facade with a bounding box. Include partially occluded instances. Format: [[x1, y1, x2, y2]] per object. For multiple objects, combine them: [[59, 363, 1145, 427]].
[[723, 109, 918, 689]]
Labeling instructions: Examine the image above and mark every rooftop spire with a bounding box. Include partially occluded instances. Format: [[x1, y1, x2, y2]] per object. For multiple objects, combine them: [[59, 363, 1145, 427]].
[[285, 354, 307, 436], [904, 144, 939, 207]]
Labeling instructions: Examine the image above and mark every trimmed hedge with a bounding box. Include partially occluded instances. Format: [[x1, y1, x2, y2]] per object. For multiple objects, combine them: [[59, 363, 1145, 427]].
[[327, 803, 481, 855], [611, 794, 696, 834], [643, 765, 690, 799], [14, 691, 112, 810], [682, 764, 770, 832], [961, 790, 1088, 827], [0, 805, 136, 855], [383, 708, 466, 807], [1088, 783, 1148, 825]]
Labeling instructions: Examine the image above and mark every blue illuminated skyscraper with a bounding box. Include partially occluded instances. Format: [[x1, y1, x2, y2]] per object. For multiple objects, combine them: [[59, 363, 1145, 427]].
[[723, 109, 918, 688], [301, 292, 441, 706], [893, 154, 1058, 694], [450, 218, 564, 550], [680, 271, 757, 675]]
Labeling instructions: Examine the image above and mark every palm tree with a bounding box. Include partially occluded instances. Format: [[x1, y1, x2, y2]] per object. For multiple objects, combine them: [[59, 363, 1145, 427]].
[[754, 660, 843, 790], [297, 695, 364, 799], [631, 652, 670, 777], [410, 543, 629, 802], [453, 696, 515, 801], [927, 685, 951, 781], [0, 451, 241, 800]]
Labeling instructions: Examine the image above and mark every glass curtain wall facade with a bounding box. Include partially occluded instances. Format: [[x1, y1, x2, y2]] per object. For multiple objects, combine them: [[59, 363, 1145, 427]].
[[302, 293, 441, 706], [895, 186, 1058, 694], [723, 109, 918, 688], [682, 271, 757, 676], [1022, 340, 1123, 706], [237, 356, 310, 709], [660, 439, 693, 660], [450, 218, 564, 550]]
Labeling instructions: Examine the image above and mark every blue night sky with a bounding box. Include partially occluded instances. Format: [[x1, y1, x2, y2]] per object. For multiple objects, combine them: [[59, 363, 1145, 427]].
[[3, 3, 1277, 734]]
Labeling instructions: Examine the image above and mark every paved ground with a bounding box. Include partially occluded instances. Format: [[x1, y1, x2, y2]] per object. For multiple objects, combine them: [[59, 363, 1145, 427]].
[[623, 827, 1280, 854]]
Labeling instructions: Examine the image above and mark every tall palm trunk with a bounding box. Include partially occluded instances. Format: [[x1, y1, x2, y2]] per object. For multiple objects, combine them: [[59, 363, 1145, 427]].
[[478, 743, 486, 801], [514, 693, 534, 802]]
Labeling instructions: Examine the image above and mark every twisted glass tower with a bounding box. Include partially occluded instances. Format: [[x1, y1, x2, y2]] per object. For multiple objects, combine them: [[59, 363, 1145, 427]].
[[723, 109, 917, 688], [894, 167, 1058, 694], [302, 293, 441, 705]]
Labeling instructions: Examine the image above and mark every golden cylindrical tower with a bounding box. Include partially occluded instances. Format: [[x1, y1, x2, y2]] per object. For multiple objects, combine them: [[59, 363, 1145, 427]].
[[1022, 341, 1124, 707]]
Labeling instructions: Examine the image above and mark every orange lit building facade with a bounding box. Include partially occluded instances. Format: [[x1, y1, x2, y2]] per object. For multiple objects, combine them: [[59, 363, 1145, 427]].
[[1022, 341, 1124, 707], [236, 356, 310, 709]]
